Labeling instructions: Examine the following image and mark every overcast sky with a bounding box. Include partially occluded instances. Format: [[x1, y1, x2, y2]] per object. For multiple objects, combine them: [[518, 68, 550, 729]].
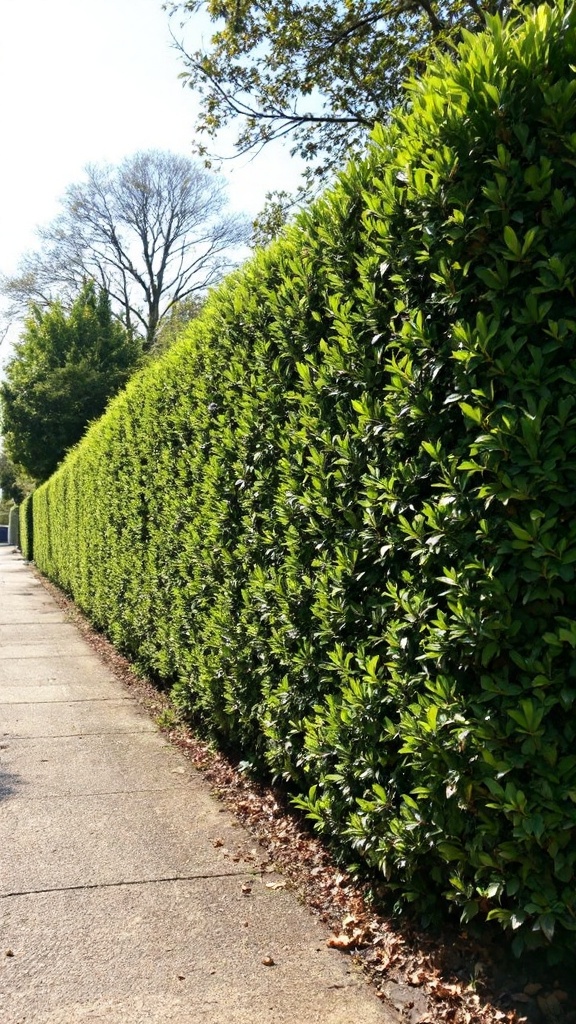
[[0, 0, 303, 354]]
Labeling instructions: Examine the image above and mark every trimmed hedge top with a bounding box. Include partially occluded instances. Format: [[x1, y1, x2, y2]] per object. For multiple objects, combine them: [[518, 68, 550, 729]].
[[29, 2, 576, 960]]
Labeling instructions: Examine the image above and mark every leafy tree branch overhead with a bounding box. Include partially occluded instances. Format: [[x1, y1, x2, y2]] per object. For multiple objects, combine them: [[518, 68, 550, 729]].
[[2, 150, 249, 351], [166, 0, 535, 187]]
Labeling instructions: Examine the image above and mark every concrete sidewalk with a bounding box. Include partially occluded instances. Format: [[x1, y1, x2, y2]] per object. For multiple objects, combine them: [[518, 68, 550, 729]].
[[0, 547, 390, 1024]]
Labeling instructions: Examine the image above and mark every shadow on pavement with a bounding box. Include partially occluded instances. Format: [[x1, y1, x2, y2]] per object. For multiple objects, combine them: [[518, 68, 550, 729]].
[[0, 762, 21, 803]]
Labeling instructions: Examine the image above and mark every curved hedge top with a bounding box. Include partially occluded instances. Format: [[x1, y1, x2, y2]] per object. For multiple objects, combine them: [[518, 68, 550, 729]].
[[29, 2, 576, 959]]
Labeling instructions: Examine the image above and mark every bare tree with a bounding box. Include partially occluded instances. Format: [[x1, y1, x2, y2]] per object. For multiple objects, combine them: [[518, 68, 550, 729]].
[[2, 151, 249, 350]]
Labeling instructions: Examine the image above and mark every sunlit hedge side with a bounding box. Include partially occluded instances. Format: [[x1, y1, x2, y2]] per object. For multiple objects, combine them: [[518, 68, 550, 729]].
[[31, 3, 576, 959]]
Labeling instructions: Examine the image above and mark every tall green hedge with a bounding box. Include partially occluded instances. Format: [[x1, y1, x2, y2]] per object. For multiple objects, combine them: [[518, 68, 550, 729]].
[[31, 3, 576, 958]]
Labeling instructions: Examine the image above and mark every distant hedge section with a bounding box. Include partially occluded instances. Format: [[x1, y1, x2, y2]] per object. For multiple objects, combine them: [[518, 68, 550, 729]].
[[19, 494, 33, 561], [31, 4, 576, 958]]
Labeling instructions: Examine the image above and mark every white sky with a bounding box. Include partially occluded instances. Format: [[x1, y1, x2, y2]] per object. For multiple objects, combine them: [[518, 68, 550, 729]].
[[0, 0, 304, 355]]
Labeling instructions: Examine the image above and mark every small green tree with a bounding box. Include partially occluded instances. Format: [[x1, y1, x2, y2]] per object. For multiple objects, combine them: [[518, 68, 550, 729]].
[[1, 282, 141, 482], [0, 451, 33, 504]]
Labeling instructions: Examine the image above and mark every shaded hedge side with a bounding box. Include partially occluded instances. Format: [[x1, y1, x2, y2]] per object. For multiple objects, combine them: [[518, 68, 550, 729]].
[[19, 494, 33, 561], [32, 4, 576, 958]]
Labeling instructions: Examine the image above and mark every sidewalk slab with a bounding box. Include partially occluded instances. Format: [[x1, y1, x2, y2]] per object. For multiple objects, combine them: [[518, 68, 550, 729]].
[[1, 878, 385, 1024], [0, 650, 123, 687], [1, 730, 199, 796], [0, 622, 89, 644], [0, 605, 66, 624], [0, 639, 100, 659], [0, 683, 132, 706], [1, 789, 254, 892], [0, 698, 156, 738]]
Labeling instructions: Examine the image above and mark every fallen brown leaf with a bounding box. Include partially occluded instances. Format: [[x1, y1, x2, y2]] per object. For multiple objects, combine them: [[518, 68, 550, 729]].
[[430, 980, 460, 1000], [327, 932, 357, 950], [523, 983, 542, 996], [326, 928, 370, 951], [410, 970, 427, 987]]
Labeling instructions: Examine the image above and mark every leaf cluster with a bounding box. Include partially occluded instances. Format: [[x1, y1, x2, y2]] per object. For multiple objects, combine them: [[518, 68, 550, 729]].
[[19, 494, 33, 561], [167, 0, 536, 185], [0, 451, 32, 505]]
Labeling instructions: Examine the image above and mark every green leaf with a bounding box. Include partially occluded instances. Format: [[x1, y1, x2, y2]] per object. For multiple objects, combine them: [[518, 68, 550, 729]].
[[503, 225, 521, 255], [459, 402, 483, 425]]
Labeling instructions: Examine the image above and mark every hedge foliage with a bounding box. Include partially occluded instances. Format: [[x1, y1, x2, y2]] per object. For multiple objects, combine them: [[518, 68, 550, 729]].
[[19, 494, 33, 561], [30, 3, 576, 958]]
